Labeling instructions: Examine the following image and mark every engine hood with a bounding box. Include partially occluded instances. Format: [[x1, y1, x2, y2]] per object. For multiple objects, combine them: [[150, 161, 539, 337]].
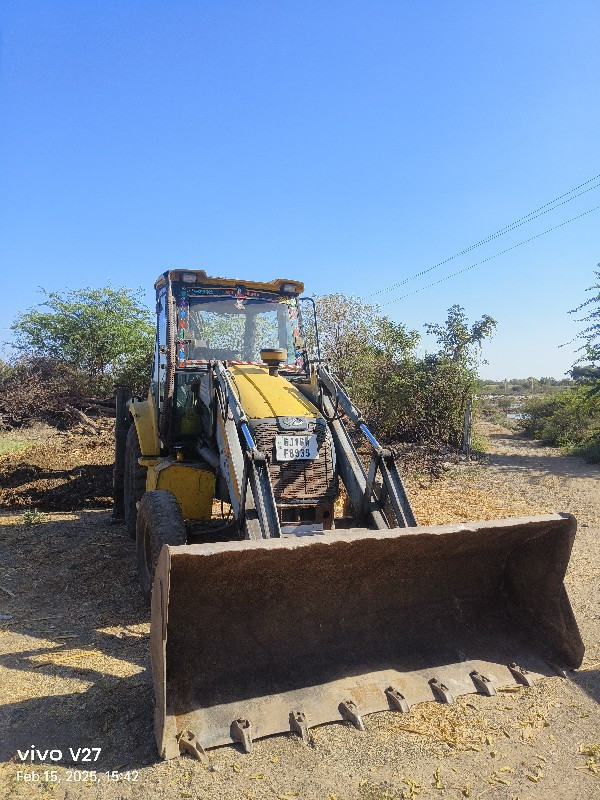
[[228, 365, 318, 420]]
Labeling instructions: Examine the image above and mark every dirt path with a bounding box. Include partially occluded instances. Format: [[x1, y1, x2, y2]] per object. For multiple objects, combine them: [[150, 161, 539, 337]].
[[471, 422, 599, 526], [0, 426, 598, 800]]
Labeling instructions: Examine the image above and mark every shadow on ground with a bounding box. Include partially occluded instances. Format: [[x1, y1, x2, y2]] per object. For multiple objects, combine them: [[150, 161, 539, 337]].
[[0, 511, 158, 768], [484, 433, 600, 479], [570, 669, 600, 704], [0, 464, 113, 510]]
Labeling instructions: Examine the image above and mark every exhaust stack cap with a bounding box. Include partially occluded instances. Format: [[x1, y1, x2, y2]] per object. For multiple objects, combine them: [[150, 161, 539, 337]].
[[260, 348, 287, 375]]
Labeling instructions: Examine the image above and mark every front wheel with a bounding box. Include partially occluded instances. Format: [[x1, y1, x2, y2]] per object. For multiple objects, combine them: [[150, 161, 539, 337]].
[[136, 490, 186, 603]]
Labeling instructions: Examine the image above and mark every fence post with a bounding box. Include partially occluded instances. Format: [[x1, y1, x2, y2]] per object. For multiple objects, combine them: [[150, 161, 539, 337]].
[[461, 395, 473, 457], [111, 386, 132, 524]]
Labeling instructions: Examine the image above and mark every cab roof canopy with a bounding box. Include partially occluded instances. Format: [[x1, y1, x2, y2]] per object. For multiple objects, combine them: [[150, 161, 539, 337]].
[[155, 270, 304, 296]]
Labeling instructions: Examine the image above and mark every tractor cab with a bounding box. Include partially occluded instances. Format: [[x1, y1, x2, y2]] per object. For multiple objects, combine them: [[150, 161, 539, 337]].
[[152, 270, 315, 448], [154, 270, 307, 368]]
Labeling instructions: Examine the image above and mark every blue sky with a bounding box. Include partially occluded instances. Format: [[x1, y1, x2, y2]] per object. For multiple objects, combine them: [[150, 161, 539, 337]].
[[1, 0, 598, 379]]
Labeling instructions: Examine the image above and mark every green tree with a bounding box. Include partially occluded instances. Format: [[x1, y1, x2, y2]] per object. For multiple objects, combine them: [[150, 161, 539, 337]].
[[424, 304, 496, 367], [314, 294, 419, 382], [569, 267, 600, 370], [313, 294, 386, 383], [11, 286, 154, 395], [570, 364, 600, 385], [313, 294, 421, 437], [421, 306, 497, 446], [312, 295, 496, 446], [346, 317, 421, 437]]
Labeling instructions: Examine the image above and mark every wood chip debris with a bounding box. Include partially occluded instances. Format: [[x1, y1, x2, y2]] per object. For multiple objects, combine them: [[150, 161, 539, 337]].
[[576, 743, 600, 774]]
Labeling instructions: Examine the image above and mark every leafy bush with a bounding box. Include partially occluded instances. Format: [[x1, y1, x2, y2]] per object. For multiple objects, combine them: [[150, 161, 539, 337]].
[[518, 266, 600, 462], [21, 508, 48, 526], [523, 388, 600, 459], [10, 286, 154, 397], [470, 431, 491, 454], [313, 296, 494, 448], [572, 434, 600, 462]]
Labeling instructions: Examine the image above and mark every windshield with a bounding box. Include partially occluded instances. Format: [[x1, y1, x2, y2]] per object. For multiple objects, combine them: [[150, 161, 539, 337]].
[[186, 295, 297, 365]]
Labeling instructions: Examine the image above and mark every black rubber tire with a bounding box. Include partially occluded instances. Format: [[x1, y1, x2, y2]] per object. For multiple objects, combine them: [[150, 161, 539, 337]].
[[136, 490, 186, 604], [124, 425, 146, 539]]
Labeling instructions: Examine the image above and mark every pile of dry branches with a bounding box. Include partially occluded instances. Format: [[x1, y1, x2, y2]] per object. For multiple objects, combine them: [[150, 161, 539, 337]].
[[0, 358, 113, 431]]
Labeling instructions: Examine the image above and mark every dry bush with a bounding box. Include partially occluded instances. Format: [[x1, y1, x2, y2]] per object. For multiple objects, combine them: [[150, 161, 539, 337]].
[[0, 358, 98, 430]]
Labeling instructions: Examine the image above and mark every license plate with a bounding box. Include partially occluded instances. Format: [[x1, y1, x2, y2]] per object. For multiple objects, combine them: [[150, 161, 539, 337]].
[[275, 434, 318, 461]]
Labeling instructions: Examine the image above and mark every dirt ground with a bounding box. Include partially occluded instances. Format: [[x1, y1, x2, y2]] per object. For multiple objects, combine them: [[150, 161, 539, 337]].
[[0, 422, 598, 800], [0, 421, 114, 510]]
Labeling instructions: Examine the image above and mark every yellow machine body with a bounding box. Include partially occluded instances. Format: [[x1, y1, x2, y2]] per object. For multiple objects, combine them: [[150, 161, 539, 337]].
[[229, 364, 318, 419], [146, 460, 215, 521]]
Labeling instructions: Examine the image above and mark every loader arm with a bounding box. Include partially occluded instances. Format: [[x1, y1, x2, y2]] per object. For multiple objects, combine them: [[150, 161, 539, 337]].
[[316, 365, 417, 528], [211, 361, 281, 539]]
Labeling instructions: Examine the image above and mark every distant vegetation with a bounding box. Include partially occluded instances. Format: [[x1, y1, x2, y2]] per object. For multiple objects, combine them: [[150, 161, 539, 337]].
[[3, 271, 597, 468], [2, 283, 495, 450], [476, 377, 575, 431], [477, 376, 573, 395], [4, 272, 598, 464], [523, 268, 600, 462], [480, 267, 600, 463]]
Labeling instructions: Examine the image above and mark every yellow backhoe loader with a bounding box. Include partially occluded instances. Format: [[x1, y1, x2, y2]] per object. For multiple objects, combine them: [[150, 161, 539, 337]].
[[112, 269, 584, 762]]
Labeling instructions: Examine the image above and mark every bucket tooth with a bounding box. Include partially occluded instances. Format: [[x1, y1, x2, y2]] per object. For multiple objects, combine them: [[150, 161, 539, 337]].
[[339, 700, 365, 731], [177, 730, 209, 764], [508, 662, 534, 687], [231, 718, 253, 753], [429, 678, 454, 703], [470, 670, 496, 696], [385, 686, 410, 713], [289, 709, 310, 742]]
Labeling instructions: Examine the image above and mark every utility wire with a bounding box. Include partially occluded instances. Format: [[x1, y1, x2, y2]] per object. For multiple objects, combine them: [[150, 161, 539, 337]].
[[375, 204, 600, 308], [366, 173, 600, 299]]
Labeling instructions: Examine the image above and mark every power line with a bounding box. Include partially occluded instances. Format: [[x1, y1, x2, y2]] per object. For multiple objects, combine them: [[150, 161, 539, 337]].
[[366, 173, 600, 299], [375, 204, 600, 308]]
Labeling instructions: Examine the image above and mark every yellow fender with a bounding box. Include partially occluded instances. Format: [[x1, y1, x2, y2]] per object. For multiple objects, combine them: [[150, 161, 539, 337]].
[[129, 390, 160, 457], [145, 459, 215, 520]]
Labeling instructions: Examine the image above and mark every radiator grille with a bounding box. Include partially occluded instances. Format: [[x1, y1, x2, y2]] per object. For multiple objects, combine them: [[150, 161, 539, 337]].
[[251, 421, 337, 502]]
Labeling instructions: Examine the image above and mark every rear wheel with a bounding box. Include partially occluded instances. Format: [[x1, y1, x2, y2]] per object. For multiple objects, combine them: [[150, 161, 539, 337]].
[[136, 490, 187, 603], [124, 425, 146, 539]]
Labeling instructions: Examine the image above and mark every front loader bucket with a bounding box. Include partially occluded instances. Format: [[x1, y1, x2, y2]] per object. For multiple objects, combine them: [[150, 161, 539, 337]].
[[150, 514, 584, 759]]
